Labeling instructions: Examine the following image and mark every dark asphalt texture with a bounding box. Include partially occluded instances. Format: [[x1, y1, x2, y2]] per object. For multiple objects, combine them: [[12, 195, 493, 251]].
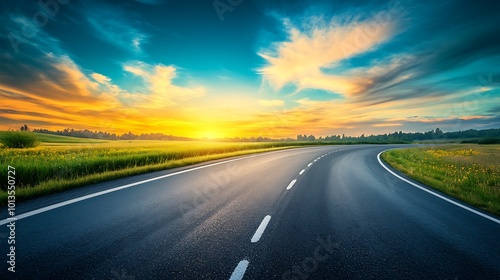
[[1, 145, 499, 279]]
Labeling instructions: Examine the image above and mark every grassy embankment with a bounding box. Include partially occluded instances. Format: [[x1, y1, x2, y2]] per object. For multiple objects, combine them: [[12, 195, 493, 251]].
[[0, 132, 327, 203], [382, 145, 500, 216]]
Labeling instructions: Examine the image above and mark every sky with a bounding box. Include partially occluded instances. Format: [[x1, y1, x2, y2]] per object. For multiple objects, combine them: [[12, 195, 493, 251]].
[[0, 0, 499, 138]]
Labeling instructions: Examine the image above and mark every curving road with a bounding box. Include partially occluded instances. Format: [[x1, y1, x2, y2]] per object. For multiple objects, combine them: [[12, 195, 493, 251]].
[[1, 145, 499, 279]]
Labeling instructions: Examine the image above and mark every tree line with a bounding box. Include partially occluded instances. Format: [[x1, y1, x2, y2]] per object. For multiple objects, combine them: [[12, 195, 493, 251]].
[[32, 128, 192, 141], [298, 128, 500, 142], [25, 127, 500, 143]]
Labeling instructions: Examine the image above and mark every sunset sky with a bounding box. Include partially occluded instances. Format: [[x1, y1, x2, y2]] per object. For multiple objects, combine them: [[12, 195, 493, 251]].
[[0, 0, 499, 138]]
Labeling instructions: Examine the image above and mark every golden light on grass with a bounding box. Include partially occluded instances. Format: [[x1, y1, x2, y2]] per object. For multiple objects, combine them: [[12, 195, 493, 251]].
[[0, 138, 323, 203], [382, 145, 500, 216]]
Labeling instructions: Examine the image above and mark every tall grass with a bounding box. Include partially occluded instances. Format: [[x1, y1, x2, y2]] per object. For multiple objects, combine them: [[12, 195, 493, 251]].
[[1, 146, 295, 203], [0, 141, 299, 189], [382, 145, 500, 216]]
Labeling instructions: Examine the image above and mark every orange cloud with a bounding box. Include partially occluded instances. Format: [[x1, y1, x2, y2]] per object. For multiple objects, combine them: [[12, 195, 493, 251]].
[[122, 61, 206, 108], [0, 54, 211, 136], [259, 14, 396, 96]]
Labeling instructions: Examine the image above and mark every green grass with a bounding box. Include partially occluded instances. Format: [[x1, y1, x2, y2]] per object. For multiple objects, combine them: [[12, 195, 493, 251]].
[[0, 138, 323, 204], [381, 145, 500, 216], [0, 146, 294, 203]]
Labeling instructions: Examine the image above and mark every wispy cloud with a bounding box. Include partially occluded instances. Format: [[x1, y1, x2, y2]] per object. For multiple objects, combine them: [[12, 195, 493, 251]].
[[86, 4, 149, 53]]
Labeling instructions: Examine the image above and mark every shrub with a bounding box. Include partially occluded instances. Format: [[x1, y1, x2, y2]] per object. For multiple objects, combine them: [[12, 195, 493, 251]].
[[0, 131, 40, 148]]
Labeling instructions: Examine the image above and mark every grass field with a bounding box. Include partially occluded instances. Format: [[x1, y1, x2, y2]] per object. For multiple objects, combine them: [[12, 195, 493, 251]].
[[382, 145, 500, 216], [0, 135, 321, 203]]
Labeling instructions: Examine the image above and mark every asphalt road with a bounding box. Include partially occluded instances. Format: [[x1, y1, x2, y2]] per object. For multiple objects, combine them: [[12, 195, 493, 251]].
[[1, 145, 499, 279]]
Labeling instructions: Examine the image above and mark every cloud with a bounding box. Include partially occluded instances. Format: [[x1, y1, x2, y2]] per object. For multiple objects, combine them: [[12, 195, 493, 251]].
[[86, 5, 149, 53], [0, 54, 208, 134], [0, 8, 207, 134], [122, 61, 206, 107], [1, 0, 499, 138], [0, 52, 127, 132], [258, 99, 284, 107], [90, 73, 110, 84], [372, 123, 402, 127], [294, 98, 325, 107], [259, 14, 397, 96], [132, 38, 141, 51], [91, 72, 125, 96]]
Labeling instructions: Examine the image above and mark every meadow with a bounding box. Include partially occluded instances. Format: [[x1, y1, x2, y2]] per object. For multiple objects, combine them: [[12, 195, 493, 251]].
[[382, 145, 500, 216], [0, 134, 318, 203]]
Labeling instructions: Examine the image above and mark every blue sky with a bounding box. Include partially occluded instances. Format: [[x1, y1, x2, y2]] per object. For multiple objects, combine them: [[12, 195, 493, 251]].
[[0, 0, 499, 138]]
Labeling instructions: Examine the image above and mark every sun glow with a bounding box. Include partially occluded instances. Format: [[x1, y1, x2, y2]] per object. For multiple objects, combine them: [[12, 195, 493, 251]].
[[199, 130, 224, 139]]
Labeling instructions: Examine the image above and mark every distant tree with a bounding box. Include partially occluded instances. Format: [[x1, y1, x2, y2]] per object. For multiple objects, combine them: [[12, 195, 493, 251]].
[[120, 131, 137, 140]]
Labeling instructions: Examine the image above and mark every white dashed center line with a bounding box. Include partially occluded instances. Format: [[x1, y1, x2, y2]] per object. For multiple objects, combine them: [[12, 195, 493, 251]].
[[251, 215, 272, 243], [286, 179, 297, 190], [308, 163, 312, 166], [229, 260, 249, 280], [299, 169, 305, 175]]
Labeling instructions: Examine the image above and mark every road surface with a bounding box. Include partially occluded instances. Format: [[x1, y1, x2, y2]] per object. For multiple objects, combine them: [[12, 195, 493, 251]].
[[1, 145, 499, 279]]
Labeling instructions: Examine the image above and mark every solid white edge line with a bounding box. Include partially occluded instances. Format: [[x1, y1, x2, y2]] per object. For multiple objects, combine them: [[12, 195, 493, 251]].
[[286, 179, 297, 190], [251, 215, 271, 243], [377, 150, 500, 225], [0, 148, 298, 226], [299, 169, 305, 175], [229, 259, 249, 280]]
